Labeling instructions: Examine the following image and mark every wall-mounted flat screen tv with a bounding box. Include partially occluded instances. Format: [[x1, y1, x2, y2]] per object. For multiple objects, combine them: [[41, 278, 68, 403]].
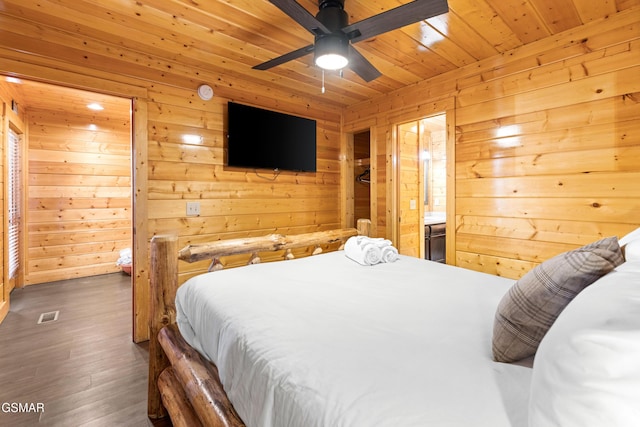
[[227, 101, 317, 172]]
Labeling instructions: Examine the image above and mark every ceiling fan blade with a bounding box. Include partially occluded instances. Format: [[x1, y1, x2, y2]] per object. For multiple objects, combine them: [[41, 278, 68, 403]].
[[344, 0, 449, 43], [269, 0, 331, 36], [347, 46, 382, 82], [253, 44, 315, 70]]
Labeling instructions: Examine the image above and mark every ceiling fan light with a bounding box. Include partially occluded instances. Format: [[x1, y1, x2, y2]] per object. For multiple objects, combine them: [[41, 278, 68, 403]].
[[314, 34, 349, 70], [315, 53, 348, 70]]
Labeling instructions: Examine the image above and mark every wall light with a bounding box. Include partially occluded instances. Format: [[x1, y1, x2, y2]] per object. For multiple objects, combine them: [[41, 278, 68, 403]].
[[496, 125, 520, 138], [496, 125, 521, 148], [182, 134, 203, 144], [87, 103, 104, 111]]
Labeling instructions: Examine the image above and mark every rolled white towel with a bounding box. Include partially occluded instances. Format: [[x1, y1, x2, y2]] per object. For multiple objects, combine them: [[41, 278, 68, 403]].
[[344, 236, 382, 266], [378, 238, 393, 248], [360, 242, 382, 265], [380, 245, 398, 263], [359, 236, 398, 263], [361, 236, 386, 246], [354, 236, 392, 248]]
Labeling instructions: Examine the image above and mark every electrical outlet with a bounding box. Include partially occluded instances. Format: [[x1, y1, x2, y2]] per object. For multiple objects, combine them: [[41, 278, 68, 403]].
[[186, 201, 200, 216]]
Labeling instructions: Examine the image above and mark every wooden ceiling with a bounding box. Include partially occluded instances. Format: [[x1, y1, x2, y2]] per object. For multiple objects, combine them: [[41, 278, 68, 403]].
[[6, 79, 132, 123], [0, 0, 636, 109]]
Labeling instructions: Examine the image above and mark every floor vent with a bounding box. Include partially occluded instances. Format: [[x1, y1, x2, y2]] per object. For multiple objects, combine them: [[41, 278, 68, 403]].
[[37, 311, 60, 325]]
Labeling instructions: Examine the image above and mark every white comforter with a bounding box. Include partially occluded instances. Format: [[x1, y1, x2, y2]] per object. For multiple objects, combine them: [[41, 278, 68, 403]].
[[176, 251, 532, 427]]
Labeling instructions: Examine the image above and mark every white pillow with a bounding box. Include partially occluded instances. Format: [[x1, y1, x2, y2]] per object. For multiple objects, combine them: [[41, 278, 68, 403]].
[[619, 226, 640, 246], [529, 261, 640, 427], [624, 239, 640, 262]]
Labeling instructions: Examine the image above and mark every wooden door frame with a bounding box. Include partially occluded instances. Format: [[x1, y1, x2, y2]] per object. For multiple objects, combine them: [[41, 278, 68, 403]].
[[342, 128, 376, 231], [342, 117, 379, 237], [3, 105, 27, 293], [0, 99, 27, 322], [0, 63, 149, 341], [387, 102, 455, 260]]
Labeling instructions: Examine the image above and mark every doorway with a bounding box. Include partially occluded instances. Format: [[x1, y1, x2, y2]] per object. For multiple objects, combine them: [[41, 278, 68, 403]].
[[354, 130, 371, 223], [1, 77, 133, 292], [1, 99, 26, 323], [395, 113, 447, 259]]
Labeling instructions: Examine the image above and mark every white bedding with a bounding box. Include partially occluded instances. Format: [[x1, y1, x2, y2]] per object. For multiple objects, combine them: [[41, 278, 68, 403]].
[[176, 251, 532, 427]]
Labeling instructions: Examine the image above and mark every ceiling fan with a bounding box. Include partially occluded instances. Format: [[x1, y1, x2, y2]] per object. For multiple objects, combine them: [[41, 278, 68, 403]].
[[253, 0, 449, 82]]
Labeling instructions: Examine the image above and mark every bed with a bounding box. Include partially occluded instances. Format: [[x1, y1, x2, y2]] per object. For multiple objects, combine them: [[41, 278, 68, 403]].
[[147, 221, 640, 427]]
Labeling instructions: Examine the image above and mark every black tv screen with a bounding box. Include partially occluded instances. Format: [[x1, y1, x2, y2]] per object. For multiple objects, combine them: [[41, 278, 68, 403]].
[[227, 102, 317, 172]]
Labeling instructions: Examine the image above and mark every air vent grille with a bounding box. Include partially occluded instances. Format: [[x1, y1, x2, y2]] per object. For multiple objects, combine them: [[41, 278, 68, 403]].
[[37, 311, 60, 324]]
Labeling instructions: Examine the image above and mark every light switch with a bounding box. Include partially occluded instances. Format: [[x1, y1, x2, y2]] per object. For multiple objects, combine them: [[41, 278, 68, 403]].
[[410, 199, 417, 210]]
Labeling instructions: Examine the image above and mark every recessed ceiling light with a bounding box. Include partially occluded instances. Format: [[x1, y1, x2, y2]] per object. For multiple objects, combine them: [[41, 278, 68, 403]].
[[87, 103, 104, 111]]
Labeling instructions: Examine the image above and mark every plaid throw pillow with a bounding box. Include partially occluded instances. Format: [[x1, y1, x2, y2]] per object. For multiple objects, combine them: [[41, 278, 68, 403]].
[[492, 236, 624, 363]]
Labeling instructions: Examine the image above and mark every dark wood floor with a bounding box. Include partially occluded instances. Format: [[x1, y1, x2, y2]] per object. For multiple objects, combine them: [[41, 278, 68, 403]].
[[0, 273, 172, 426]]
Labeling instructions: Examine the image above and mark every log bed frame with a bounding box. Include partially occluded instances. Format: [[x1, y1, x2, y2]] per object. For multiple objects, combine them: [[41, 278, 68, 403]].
[[147, 219, 371, 426]]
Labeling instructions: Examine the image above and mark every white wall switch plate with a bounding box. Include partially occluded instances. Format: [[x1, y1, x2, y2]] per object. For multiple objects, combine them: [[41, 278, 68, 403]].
[[410, 199, 417, 210], [186, 201, 200, 216]]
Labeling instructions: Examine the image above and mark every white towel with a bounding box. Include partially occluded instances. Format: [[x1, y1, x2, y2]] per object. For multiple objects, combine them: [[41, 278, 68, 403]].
[[344, 236, 400, 265], [344, 236, 382, 266], [381, 245, 399, 263], [366, 237, 398, 263]]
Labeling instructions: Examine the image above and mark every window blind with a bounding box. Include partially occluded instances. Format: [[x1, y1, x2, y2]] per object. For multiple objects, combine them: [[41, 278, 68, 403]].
[[8, 128, 20, 279]]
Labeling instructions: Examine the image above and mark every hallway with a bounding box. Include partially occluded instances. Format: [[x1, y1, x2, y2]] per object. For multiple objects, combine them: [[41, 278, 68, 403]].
[[0, 274, 169, 426]]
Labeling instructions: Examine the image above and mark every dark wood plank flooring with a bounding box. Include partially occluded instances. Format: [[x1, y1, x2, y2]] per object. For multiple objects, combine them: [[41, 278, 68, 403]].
[[0, 273, 172, 426]]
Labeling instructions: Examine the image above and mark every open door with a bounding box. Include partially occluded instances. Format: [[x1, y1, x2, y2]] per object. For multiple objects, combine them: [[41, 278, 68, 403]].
[[395, 121, 425, 257]]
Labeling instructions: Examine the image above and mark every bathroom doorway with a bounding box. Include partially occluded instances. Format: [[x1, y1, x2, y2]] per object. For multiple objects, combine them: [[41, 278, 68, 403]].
[[395, 113, 447, 259]]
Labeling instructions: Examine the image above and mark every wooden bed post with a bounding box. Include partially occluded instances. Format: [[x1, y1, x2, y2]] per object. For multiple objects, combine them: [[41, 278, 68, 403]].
[[148, 234, 179, 419], [357, 218, 371, 237]]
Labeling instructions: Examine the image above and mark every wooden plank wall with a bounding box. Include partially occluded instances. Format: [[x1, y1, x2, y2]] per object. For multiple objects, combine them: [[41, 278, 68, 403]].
[[26, 103, 132, 284], [345, 8, 640, 279], [0, 67, 343, 342], [144, 89, 343, 283], [0, 4, 343, 338], [0, 5, 637, 337]]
